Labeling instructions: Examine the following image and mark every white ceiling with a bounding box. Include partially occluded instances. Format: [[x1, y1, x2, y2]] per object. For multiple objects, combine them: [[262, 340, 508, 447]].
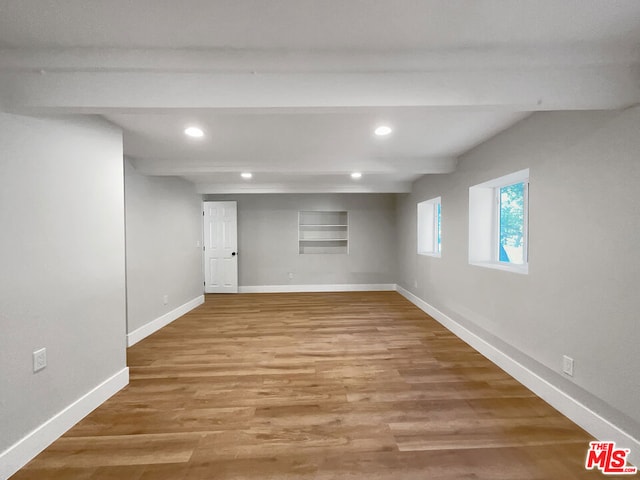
[[1, 0, 639, 193], [2, 0, 640, 49], [104, 109, 529, 192]]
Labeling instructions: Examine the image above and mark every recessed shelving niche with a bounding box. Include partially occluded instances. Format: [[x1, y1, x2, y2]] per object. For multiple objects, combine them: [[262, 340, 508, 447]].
[[298, 211, 348, 254]]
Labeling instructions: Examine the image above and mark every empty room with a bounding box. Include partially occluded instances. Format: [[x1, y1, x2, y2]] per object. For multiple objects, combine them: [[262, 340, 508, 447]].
[[1, 1, 639, 479]]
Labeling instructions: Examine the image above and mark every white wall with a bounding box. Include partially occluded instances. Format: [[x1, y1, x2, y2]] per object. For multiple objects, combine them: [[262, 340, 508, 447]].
[[396, 108, 640, 440], [204, 194, 397, 287], [3, 107, 637, 472], [124, 160, 203, 336], [0, 114, 127, 457]]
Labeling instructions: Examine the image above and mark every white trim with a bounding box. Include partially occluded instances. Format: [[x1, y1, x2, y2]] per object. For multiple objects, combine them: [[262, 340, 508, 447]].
[[418, 251, 442, 258], [238, 284, 396, 294], [469, 261, 529, 275], [417, 196, 442, 257], [127, 295, 205, 347], [474, 168, 530, 189], [0, 367, 129, 480], [395, 285, 639, 467]]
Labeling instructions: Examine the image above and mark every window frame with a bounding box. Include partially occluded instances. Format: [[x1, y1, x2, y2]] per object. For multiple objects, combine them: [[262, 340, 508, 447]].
[[417, 196, 442, 257], [469, 169, 529, 274]]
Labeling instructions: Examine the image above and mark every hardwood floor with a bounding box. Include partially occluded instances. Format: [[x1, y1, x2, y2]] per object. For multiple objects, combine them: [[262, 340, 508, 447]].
[[11, 292, 616, 479]]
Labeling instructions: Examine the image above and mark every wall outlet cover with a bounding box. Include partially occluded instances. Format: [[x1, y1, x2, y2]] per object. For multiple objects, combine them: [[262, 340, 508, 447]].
[[562, 355, 574, 376], [33, 348, 47, 373]]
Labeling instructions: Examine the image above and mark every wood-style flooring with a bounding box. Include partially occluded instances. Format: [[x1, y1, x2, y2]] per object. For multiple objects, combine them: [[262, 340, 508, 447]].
[[12, 292, 616, 479]]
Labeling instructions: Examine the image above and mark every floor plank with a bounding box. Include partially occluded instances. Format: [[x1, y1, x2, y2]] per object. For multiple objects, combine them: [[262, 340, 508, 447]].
[[10, 292, 624, 479]]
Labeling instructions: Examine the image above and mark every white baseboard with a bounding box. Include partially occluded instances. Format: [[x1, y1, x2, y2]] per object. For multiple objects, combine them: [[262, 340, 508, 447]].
[[127, 295, 205, 347], [395, 285, 640, 467], [0, 367, 129, 480], [238, 284, 396, 294]]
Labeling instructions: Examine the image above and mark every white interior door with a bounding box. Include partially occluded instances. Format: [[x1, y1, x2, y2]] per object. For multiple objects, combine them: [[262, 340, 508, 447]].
[[203, 201, 238, 293]]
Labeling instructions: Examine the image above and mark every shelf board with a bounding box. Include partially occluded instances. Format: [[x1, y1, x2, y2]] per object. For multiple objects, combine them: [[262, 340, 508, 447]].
[[299, 239, 348, 242], [298, 211, 348, 254], [299, 224, 348, 227]]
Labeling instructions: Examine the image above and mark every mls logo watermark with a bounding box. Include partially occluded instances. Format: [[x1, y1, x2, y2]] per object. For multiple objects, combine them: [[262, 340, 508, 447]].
[[585, 442, 637, 475]]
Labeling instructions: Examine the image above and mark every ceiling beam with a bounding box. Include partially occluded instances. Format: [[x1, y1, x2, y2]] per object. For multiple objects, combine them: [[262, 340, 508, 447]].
[[129, 156, 458, 176], [194, 182, 413, 194], [1, 65, 638, 113], [2, 46, 639, 72]]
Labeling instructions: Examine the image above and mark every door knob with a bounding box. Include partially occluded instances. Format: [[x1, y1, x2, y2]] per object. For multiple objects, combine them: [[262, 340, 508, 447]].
[[232, 252, 237, 256]]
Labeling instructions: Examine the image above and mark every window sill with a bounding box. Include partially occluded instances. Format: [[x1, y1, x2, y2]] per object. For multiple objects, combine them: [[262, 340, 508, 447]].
[[469, 261, 528, 275], [418, 251, 441, 258]]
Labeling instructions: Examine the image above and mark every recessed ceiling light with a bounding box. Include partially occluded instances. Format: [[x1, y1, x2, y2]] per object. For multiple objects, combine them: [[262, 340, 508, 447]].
[[184, 126, 204, 138], [374, 125, 392, 136], [241, 172, 253, 179], [351, 172, 362, 179]]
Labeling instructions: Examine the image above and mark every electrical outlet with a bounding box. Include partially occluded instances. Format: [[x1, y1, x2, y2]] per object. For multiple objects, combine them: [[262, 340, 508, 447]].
[[288, 272, 294, 280], [162, 294, 169, 305], [33, 348, 47, 373], [413, 279, 418, 288], [196, 240, 201, 248], [562, 355, 574, 377]]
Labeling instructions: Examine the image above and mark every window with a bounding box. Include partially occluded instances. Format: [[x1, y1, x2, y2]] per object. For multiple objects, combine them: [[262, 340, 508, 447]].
[[469, 169, 529, 273], [498, 182, 527, 265], [417, 197, 441, 257]]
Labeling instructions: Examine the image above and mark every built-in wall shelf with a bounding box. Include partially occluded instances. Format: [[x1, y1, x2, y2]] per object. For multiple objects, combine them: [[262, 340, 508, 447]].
[[298, 211, 348, 254]]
